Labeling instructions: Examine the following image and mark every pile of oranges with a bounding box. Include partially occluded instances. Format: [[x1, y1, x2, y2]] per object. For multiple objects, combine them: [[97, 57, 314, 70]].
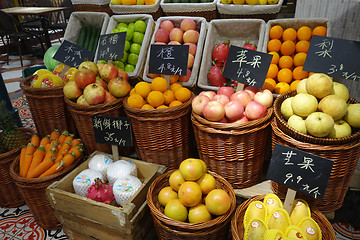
[[127, 76, 192, 109], [263, 24, 327, 95]]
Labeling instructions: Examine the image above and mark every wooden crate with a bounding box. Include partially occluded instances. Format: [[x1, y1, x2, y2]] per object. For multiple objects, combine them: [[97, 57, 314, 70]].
[[46, 151, 166, 239]]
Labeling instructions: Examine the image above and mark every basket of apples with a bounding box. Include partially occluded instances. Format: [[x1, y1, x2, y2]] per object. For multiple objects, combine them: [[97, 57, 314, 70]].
[[191, 85, 274, 189], [146, 158, 236, 240]]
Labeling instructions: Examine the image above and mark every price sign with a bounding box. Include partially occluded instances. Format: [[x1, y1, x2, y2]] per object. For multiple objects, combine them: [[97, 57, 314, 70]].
[[148, 44, 189, 76], [97, 32, 127, 60], [266, 143, 333, 200], [304, 35, 360, 81], [92, 115, 133, 147], [53, 40, 95, 68], [222, 45, 272, 89]]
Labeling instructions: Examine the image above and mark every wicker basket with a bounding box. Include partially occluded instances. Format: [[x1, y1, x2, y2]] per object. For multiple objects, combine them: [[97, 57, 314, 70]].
[[231, 195, 336, 240], [146, 169, 236, 240], [9, 154, 82, 230], [0, 128, 34, 208], [191, 108, 273, 189], [270, 119, 360, 212], [110, 0, 164, 20], [123, 93, 194, 170], [72, 0, 113, 15]]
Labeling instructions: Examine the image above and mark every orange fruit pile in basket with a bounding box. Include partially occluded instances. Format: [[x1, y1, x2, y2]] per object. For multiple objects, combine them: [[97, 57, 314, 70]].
[[264, 25, 327, 95]]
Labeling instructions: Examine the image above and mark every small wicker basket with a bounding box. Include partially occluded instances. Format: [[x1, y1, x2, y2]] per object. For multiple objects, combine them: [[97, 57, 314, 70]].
[[146, 169, 236, 240], [0, 128, 34, 208], [72, 0, 113, 15], [20, 76, 77, 138], [191, 108, 273, 189], [123, 93, 194, 170], [231, 195, 336, 240]]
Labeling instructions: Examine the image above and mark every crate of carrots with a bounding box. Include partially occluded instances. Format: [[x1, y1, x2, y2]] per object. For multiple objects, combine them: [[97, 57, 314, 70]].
[[9, 129, 84, 230]]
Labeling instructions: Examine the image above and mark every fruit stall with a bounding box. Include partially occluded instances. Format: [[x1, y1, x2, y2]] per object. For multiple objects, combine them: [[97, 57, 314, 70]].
[[1, 0, 360, 239]]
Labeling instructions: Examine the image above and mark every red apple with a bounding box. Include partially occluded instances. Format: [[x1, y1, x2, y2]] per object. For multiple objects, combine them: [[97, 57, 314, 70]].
[[180, 18, 197, 32], [83, 83, 106, 105], [230, 90, 252, 108], [98, 64, 119, 82], [184, 42, 197, 56], [168, 41, 181, 45], [253, 89, 274, 108], [224, 100, 244, 121], [217, 86, 235, 99], [183, 30, 199, 44], [108, 78, 131, 98], [104, 91, 117, 103], [212, 94, 230, 106], [192, 95, 210, 116], [76, 95, 89, 105], [203, 101, 225, 122], [245, 100, 267, 120], [146, 65, 160, 79], [244, 86, 260, 100], [63, 81, 82, 100], [179, 68, 191, 82], [154, 42, 166, 45], [219, 117, 228, 123], [232, 114, 248, 124], [95, 76, 108, 91], [169, 28, 183, 43], [160, 20, 174, 32], [74, 68, 96, 89], [118, 68, 129, 81], [78, 61, 98, 75], [199, 91, 216, 100], [155, 29, 170, 44]]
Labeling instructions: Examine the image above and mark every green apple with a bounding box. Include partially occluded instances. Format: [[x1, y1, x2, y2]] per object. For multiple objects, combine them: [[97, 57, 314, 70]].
[[111, 28, 120, 33], [127, 53, 139, 66], [117, 22, 127, 30], [120, 51, 128, 63], [305, 112, 334, 137], [296, 78, 307, 94], [134, 20, 147, 34], [291, 93, 318, 117], [132, 32, 144, 44], [130, 43, 141, 54], [280, 97, 294, 120], [288, 115, 307, 134], [318, 95, 347, 121], [113, 60, 125, 70], [343, 103, 360, 128], [128, 22, 135, 32], [119, 27, 134, 41], [328, 120, 352, 138], [125, 64, 135, 72], [306, 73, 333, 99], [124, 40, 131, 52], [331, 82, 349, 102]]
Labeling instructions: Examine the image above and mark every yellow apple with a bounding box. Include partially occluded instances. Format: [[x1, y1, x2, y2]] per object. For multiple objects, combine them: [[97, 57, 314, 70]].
[[268, 0, 279, 4], [245, 0, 259, 4], [111, 0, 122, 4], [233, 0, 245, 4], [221, 0, 232, 3], [259, 0, 267, 4]]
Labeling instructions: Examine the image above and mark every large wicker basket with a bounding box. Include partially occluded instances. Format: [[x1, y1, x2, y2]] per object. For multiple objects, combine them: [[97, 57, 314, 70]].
[[20, 76, 77, 138], [270, 119, 360, 212], [231, 195, 336, 240], [123, 93, 194, 170], [146, 169, 236, 240], [71, 0, 113, 15], [0, 128, 34, 208], [9, 154, 82, 230], [191, 108, 273, 189]]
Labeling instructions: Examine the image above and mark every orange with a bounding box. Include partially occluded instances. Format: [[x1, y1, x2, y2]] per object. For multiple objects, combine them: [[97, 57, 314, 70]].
[[169, 82, 182, 93], [312, 26, 327, 36], [290, 80, 301, 91], [169, 100, 183, 107], [278, 56, 293, 69], [178, 182, 202, 207], [157, 105, 169, 109], [122, 0, 136, 4], [158, 187, 178, 207], [141, 104, 155, 109], [268, 51, 280, 64], [263, 78, 276, 92], [205, 189, 231, 216], [295, 40, 310, 53], [266, 63, 279, 79], [144, 0, 156, 4], [129, 88, 136, 95], [163, 89, 175, 105], [169, 170, 185, 192], [170, 75, 179, 84], [282, 27, 297, 42], [274, 82, 291, 95], [269, 25, 284, 39], [127, 93, 145, 108], [280, 40, 296, 56], [188, 204, 212, 223], [293, 66, 309, 80], [293, 52, 307, 67], [277, 68, 293, 83], [175, 87, 191, 102], [147, 90, 165, 108], [164, 199, 187, 222], [134, 81, 151, 98], [267, 39, 282, 52], [297, 26, 312, 41], [151, 77, 168, 92]]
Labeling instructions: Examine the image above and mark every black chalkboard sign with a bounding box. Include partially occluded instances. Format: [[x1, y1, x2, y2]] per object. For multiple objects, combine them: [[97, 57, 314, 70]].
[[148, 44, 189, 76], [222, 45, 272, 89], [97, 32, 127, 60], [53, 40, 95, 68], [303, 35, 360, 81], [91, 115, 133, 147], [266, 143, 333, 200]]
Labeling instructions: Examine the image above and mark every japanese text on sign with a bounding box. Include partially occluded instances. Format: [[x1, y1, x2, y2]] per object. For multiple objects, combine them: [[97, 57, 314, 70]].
[[53, 40, 94, 68], [97, 32, 126, 60]]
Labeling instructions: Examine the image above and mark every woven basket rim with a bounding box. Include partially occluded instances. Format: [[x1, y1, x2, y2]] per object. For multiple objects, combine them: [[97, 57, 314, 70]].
[[20, 76, 64, 94], [64, 95, 124, 112], [0, 128, 35, 161]]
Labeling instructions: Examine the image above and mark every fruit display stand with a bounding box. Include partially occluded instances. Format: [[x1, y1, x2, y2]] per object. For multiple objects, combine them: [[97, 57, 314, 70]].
[[142, 16, 207, 89], [105, 14, 155, 81], [46, 151, 166, 239], [270, 91, 360, 212], [0, 128, 34, 208], [197, 19, 266, 91], [71, 0, 113, 16], [216, 0, 284, 21], [109, 0, 164, 20], [9, 152, 83, 230], [123, 93, 194, 170], [160, 0, 217, 21], [231, 195, 336, 240], [146, 169, 236, 240]]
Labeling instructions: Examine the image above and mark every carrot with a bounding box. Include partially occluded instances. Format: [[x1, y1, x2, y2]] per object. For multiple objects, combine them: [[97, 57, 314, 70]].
[[58, 130, 69, 145], [19, 146, 27, 176], [39, 135, 50, 147], [25, 145, 46, 178], [62, 134, 74, 145], [27, 147, 57, 178], [30, 135, 40, 148], [19, 143, 37, 178], [71, 138, 81, 147], [57, 140, 72, 158], [51, 138, 60, 146], [55, 150, 68, 163], [45, 142, 58, 153], [50, 129, 60, 141]]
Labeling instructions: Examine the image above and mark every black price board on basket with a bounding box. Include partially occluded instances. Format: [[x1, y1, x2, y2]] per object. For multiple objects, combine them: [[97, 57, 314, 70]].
[[266, 143, 333, 200], [304, 35, 360, 81], [91, 115, 133, 147], [222, 45, 272, 89], [148, 44, 189, 76], [53, 40, 95, 68], [97, 32, 127, 60]]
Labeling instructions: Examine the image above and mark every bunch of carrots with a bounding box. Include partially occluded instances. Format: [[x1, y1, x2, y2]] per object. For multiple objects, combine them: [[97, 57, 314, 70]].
[[19, 129, 83, 178]]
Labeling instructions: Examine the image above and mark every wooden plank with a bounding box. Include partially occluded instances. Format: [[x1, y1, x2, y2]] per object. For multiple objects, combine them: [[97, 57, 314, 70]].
[[234, 180, 273, 199]]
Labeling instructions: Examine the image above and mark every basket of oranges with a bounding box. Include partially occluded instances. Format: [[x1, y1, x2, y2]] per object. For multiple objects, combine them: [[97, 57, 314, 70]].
[[123, 77, 194, 170]]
